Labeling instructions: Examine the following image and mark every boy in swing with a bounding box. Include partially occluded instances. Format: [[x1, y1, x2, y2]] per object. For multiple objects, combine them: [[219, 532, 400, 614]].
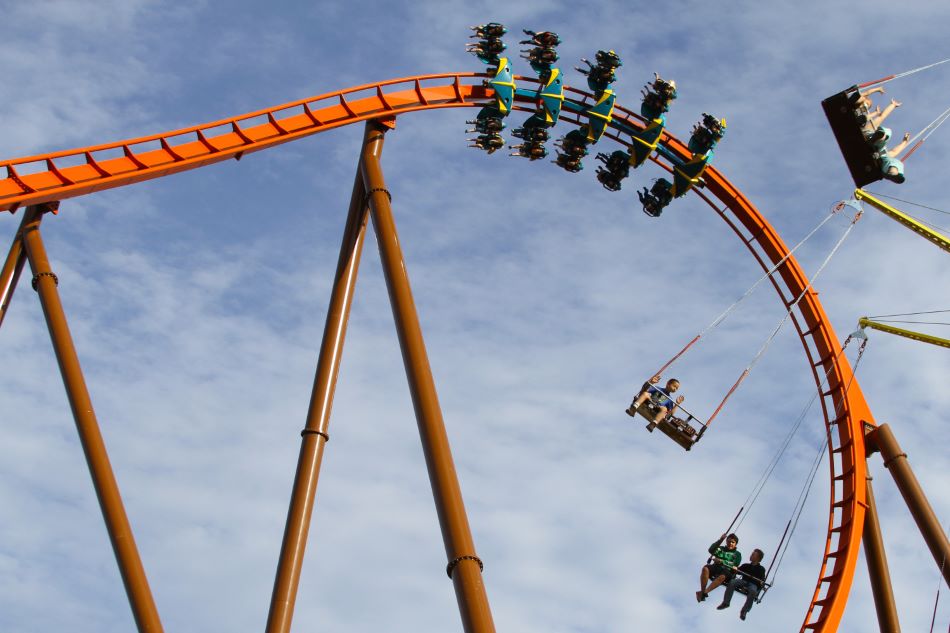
[[625, 375, 685, 432], [697, 532, 742, 602]]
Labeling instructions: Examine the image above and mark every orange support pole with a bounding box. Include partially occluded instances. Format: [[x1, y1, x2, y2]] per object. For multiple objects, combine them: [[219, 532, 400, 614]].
[[266, 146, 371, 633], [0, 211, 29, 329], [360, 120, 496, 633], [19, 204, 164, 633], [863, 478, 901, 633], [866, 423, 950, 588]]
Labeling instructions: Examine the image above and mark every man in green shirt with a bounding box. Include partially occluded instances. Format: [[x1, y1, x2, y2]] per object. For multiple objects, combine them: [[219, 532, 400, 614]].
[[697, 533, 742, 602]]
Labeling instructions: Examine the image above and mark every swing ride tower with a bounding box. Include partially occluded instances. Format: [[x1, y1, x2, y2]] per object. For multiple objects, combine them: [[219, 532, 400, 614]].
[[0, 64, 947, 632]]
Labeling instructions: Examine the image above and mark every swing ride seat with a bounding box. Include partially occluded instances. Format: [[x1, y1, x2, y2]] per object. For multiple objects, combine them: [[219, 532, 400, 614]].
[[821, 85, 885, 188], [631, 397, 702, 451]]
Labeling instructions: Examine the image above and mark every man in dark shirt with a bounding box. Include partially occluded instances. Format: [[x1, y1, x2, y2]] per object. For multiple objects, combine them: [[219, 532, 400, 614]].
[[717, 548, 766, 620]]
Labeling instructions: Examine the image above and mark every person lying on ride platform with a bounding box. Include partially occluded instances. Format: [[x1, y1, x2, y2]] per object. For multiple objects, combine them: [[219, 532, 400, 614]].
[[625, 375, 684, 432], [698, 533, 742, 603], [717, 548, 766, 621]]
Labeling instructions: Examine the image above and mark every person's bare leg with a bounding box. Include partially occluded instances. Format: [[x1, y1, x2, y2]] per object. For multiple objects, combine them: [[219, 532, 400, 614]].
[[652, 406, 669, 424], [707, 574, 728, 593], [697, 567, 711, 601]]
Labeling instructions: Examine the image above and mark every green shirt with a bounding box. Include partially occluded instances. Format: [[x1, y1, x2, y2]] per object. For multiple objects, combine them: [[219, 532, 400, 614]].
[[709, 541, 742, 569]]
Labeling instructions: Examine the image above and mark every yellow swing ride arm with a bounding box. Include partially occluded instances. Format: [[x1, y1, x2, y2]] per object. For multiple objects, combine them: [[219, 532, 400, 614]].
[[858, 317, 950, 349], [854, 188, 950, 253]]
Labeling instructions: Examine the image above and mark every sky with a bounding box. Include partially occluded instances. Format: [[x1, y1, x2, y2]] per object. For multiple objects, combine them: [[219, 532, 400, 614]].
[[1, 1, 949, 632]]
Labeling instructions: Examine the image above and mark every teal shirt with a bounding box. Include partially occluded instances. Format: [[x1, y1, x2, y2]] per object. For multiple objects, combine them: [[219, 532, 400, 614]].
[[709, 541, 742, 569]]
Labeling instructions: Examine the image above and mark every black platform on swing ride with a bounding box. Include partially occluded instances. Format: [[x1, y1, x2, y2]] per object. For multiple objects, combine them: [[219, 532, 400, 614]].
[[822, 85, 885, 188]]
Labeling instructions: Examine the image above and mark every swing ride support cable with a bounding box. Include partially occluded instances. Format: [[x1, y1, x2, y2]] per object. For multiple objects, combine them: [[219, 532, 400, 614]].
[[863, 479, 901, 633], [857, 57, 950, 89], [652, 211, 838, 377], [865, 424, 950, 588], [736, 337, 855, 532], [765, 520, 792, 584]]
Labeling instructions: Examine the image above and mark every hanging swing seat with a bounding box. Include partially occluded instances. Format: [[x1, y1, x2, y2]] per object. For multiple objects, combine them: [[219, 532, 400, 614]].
[[629, 382, 705, 450], [821, 85, 885, 188]]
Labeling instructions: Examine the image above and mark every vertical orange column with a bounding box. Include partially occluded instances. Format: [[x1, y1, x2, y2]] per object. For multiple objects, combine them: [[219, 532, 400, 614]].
[[19, 204, 164, 633], [0, 210, 29, 329], [266, 150, 371, 633], [360, 121, 496, 633]]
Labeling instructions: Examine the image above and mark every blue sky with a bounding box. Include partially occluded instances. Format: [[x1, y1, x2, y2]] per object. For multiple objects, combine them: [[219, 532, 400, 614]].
[[1, 1, 949, 632]]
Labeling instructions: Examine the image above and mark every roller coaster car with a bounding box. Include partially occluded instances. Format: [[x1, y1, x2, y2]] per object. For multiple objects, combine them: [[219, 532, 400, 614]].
[[486, 58, 516, 115], [522, 46, 559, 73], [640, 75, 677, 120], [576, 50, 623, 95], [512, 124, 549, 142], [470, 133, 505, 154], [639, 178, 673, 217], [467, 113, 505, 134], [821, 85, 885, 187], [470, 23, 507, 39], [511, 143, 548, 160], [688, 114, 726, 155], [585, 90, 616, 143], [520, 30, 561, 48], [557, 129, 590, 157], [629, 384, 702, 451], [555, 151, 584, 172], [468, 39, 507, 67], [595, 150, 630, 191]]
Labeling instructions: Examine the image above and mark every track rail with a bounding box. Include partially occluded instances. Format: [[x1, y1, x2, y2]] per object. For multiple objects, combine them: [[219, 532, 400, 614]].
[[0, 72, 874, 632]]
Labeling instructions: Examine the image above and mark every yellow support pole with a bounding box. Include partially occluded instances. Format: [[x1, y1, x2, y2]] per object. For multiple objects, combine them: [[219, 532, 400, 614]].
[[859, 318, 950, 349], [854, 189, 950, 253]]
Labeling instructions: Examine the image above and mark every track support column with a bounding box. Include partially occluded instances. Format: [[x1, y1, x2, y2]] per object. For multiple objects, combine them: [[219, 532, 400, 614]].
[[862, 477, 901, 633], [0, 209, 31, 330], [19, 204, 164, 633], [266, 145, 371, 633], [866, 423, 950, 587], [360, 120, 496, 633]]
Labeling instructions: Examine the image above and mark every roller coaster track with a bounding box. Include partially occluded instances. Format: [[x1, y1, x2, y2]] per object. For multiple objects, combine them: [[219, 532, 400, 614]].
[[0, 71, 874, 632]]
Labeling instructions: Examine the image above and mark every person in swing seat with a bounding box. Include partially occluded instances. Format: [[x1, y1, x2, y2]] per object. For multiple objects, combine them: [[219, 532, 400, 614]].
[[878, 131, 911, 183], [717, 548, 766, 620], [625, 375, 685, 432], [697, 533, 742, 603]]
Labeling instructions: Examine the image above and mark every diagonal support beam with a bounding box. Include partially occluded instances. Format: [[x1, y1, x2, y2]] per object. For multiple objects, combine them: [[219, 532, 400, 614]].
[[0, 209, 32, 329], [19, 203, 164, 633], [266, 135, 371, 633], [360, 119, 496, 633], [863, 478, 901, 633], [866, 423, 950, 588]]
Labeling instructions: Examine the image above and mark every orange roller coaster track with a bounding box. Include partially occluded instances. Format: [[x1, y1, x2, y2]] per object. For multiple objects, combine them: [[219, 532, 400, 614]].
[[1, 72, 878, 632]]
